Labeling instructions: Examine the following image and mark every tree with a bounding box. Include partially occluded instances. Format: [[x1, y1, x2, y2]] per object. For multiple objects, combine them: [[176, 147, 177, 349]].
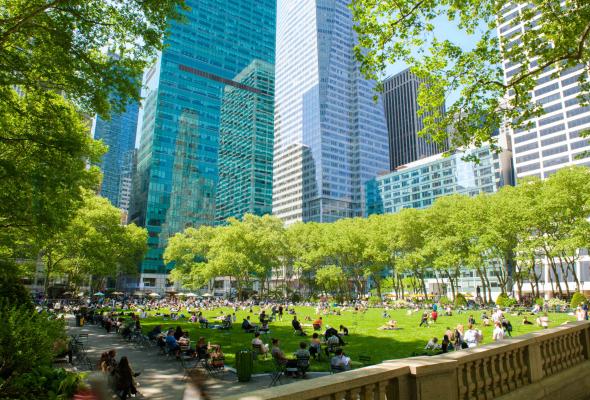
[[0, 0, 184, 257], [315, 265, 347, 301], [41, 192, 148, 293], [350, 0, 590, 152]]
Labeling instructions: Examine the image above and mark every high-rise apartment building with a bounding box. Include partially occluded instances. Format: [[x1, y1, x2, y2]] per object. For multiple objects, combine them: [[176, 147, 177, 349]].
[[92, 102, 138, 208], [383, 68, 448, 170], [498, 4, 590, 180], [273, 0, 390, 225], [215, 60, 275, 223], [132, 0, 276, 290]]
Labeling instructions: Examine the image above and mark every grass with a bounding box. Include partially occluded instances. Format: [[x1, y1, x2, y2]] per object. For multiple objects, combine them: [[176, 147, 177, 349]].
[[131, 306, 573, 373]]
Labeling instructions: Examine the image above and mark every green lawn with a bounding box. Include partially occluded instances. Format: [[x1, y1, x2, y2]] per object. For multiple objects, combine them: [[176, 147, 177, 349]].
[[134, 306, 573, 373]]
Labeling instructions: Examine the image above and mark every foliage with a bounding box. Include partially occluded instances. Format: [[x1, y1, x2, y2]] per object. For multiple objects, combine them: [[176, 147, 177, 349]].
[[439, 296, 451, 306], [41, 191, 148, 292], [535, 298, 545, 307], [0, 303, 66, 396], [0, 260, 32, 310], [570, 292, 588, 309], [547, 298, 567, 309], [454, 293, 467, 307], [495, 293, 517, 308], [1, 365, 82, 400], [368, 295, 382, 306], [350, 0, 590, 152]]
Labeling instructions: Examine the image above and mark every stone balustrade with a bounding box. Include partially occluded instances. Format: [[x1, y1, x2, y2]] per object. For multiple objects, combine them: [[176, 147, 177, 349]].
[[222, 321, 590, 400]]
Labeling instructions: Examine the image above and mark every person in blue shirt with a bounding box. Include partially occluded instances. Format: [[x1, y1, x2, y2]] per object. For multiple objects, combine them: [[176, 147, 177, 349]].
[[165, 331, 180, 357], [432, 303, 438, 312]]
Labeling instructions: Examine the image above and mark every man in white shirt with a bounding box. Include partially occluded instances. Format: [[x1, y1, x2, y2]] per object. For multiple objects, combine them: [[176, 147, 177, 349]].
[[330, 349, 351, 371], [463, 324, 482, 348], [492, 321, 505, 341]]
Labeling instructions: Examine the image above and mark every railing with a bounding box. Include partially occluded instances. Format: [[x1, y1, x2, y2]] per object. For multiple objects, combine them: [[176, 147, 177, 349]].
[[222, 321, 590, 400]]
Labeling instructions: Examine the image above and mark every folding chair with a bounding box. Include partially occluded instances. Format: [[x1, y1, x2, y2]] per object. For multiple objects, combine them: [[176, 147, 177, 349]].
[[296, 355, 310, 377], [252, 344, 268, 360], [269, 359, 285, 387], [203, 357, 225, 378]]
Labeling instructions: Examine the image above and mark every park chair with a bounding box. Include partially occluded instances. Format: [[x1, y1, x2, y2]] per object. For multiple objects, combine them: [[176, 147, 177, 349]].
[[252, 343, 268, 360], [296, 355, 310, 377], [220, 320, 232, 330], [203, 357, 226, 378], [269, 358, 288, 387], [179, 355, 199, 381], [325, 344, 341, 357]]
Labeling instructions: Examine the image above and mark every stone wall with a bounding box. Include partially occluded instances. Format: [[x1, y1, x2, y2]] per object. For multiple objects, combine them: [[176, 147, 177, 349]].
[[222, 321, 590, 400]]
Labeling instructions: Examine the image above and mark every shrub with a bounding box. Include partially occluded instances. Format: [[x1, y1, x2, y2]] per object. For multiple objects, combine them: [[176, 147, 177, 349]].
[[547, 298, 567, 309], [495, 293, 517, 308], [291, 292, 302, 303], [454, 293, 467, 307], [0, 260, 33, 310], [2, 365, 82, 399], [534, 297, 544, 307], [439, 296, 450, 306], [368, 295, 382, 306], [570, 292, 588, 309]]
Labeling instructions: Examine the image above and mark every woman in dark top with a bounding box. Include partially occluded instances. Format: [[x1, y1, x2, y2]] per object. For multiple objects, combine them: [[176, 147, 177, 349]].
[[111, 356, 139, 399], [339, 325, 349, 336], [174, 326, 184, 340]]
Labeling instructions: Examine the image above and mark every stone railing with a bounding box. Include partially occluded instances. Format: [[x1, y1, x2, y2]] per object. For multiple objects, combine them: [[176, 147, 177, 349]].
[[223, 321, 590, 400]]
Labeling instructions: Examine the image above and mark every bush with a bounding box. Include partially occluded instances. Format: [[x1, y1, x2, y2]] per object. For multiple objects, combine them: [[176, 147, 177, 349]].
[[570, 292, 588, 309], [547, 298, 567, 309], [534, 297, 545, 307], [439, 296, 450, 306], [454, 293, 467, 307], [291, 292, 302, 303], [2, 365, 82, 399], [0, 260, 33, 310], [368, 295, 382, 306], [495, 293, 517, 308]]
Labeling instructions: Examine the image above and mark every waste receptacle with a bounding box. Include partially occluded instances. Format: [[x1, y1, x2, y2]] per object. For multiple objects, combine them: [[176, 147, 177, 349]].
[[75, 314, 81, 327], [235, 350, 253, 382]]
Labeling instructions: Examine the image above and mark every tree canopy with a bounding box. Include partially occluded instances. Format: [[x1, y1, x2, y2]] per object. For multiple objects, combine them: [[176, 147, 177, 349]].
[[350, 0, 590, 152]]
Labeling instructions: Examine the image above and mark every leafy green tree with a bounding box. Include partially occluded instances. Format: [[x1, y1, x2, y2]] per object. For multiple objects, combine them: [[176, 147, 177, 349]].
[[41, 192, 148, 293], [315, 265, 347, 301], [350, 0, 590, 152]]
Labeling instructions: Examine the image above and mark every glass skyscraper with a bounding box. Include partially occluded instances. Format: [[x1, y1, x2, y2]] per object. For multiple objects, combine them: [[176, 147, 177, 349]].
[[92, 102, 138, 209], [131, 0, 276, 290], [273, 0, 390, 225], [215, 60, 275, 223]]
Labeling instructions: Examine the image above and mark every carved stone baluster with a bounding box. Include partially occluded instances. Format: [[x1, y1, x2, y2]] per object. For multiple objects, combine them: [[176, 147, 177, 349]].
[[376, 381, 388, 400], [347, 387, 361, 400], [332, 391, 346, 400], [458, 363, 469, 400], [518, 348, 527, 386], [498, 352, 508, 395], [481, 357, 492, 399], [361, 384, 375, 400], [507, 350, 517, 391], [476, 359, 486, 400], [466, 361, 476, 399], [490, 355, 501, 398]]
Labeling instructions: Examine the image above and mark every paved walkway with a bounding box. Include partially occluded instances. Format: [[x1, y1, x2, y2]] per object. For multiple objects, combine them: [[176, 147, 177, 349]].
[[67, 320, 328, 399]]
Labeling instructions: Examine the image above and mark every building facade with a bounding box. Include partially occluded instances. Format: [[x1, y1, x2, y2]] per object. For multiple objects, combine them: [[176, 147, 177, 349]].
[[131, 0, 276, 291], [383, 68, 448, 171], [272, 0, 390, 225], [215, 60, 275, 223], [365, 146, 508, 215], [92, 102, 138, 208], [498, 3, 590, 180]]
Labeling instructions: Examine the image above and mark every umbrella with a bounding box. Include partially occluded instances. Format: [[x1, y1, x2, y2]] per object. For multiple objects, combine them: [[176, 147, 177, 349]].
[[112, 291, 124, 295], [177, 293, 187, 297], [77, 292, 85, 297], [133, 291, 144, 296], [202, 293, 213, 297], [94, 292, 105, 296], [62, 291, 73, 296], [185, 292, 197, 297], [148, 292, 160, 298]]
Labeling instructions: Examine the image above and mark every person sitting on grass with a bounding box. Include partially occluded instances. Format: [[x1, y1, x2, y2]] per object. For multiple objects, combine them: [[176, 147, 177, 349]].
[[325, 326, 345, 345], [425, 337, 441, 350], [538, 313, 550, 329], [419, 312, 429, 327], [330, 348, 351, 372], [198, 313, 209, 328], [522, 316, 534, 325], [260, 320, 270, 333], [378, 320, 400, 330], [309, 333, 321, 359], [242, 316, 257, 333], [313, 317, 323, 330], [292, 316, 306, 336], [339, 325, 349, 336], [271, 339, 298, 375], [468, 315, 476, 325]]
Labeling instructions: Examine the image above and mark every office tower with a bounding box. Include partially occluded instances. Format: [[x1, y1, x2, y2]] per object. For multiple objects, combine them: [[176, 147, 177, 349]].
[[383, 68, 448, 171], [118, 149, 136, 220], [92, 102, 138, 208], [365, 145, 507, 215], [498, 4, 590, 180], [132, 0, 275, 290], [273, 0, 390, 225], [215, 60, 275, 223]]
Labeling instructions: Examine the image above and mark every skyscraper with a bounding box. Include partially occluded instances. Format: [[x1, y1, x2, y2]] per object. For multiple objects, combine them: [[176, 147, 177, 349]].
[[273, 0, 390, 225], [92, 102, 138, 208], [383, 68, 448, 171], [132, 0, 276, 291], [498, 4, 590, 180], [215, 60, 275, 223]]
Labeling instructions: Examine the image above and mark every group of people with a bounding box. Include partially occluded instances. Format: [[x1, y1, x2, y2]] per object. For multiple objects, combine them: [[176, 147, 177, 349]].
[[97, 349, 140, 399]]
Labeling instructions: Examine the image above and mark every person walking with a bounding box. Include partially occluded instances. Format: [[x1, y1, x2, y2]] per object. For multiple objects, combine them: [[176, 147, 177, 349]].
[[492, 321, 505, 341]]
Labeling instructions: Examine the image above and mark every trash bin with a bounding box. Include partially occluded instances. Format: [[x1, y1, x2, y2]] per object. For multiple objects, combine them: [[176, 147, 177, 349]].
[[235, 350, 253, 382], [75, 314, 81, 327]]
